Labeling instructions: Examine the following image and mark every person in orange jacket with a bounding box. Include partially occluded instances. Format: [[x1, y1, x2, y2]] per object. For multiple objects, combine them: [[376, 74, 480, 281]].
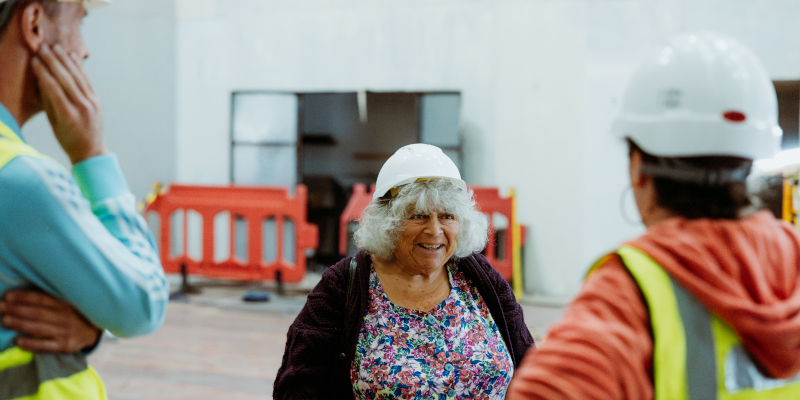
[[507, 32, 800, 400]]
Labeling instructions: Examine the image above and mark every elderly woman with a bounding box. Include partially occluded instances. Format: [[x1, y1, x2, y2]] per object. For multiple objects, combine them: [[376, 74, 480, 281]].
[[275, 143, 534, 399]]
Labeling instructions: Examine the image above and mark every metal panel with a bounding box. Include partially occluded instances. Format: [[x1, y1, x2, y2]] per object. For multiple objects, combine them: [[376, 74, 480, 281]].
[[420, 93, 461, 147], [232, 93, 298, 144], [233, 145, 297, 186]]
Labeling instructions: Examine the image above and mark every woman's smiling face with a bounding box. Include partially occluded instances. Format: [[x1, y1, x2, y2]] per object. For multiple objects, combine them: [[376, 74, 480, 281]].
[[393, 210, 460, 274]]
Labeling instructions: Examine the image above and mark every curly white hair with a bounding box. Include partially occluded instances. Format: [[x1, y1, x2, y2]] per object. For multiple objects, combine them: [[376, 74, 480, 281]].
[[353, 179, 489, 261]]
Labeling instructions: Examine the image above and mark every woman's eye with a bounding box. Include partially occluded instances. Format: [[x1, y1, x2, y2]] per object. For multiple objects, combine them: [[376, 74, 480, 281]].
[[441, 214, 454, 220]]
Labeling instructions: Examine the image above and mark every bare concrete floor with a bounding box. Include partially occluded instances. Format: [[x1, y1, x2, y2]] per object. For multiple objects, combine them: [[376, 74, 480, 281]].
[[89, 302, 289, 399], [88, 277, 566, 399]]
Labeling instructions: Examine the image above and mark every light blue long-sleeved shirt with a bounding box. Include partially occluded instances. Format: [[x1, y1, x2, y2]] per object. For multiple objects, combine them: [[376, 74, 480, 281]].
[[0, 105, 168, 351]]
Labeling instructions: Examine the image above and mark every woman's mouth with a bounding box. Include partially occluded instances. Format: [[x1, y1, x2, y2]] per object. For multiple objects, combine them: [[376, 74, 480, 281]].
[[418, 244, 444, 250]]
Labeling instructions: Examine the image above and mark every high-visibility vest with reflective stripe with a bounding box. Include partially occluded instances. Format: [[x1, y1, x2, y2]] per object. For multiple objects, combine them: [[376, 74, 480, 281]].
[[595, 245, 800, 400], [0, 121, 107, 400], [0, 347, 106, 400]]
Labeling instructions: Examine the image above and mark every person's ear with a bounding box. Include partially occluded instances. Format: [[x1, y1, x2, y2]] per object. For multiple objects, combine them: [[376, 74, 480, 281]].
[[629, 150, 648, 188], [18, 2, 47, 53]]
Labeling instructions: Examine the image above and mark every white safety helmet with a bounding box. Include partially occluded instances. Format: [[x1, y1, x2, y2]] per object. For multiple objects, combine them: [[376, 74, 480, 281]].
[[373, 143, 467, 201], [614, 31, 782, 160]]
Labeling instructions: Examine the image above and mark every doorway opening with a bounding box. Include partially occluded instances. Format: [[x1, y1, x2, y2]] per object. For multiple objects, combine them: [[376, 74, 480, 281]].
[[774, 81, 799, 149]]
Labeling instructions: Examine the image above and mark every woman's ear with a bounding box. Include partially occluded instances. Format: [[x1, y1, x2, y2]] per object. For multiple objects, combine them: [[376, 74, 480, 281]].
[[629, 150, 647, 188], [18, 2, 47, 53]]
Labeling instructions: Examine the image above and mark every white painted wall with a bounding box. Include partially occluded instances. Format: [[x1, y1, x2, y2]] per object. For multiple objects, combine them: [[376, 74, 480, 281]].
[[24, 0, 177, 199], [172, 0, 800, 297]]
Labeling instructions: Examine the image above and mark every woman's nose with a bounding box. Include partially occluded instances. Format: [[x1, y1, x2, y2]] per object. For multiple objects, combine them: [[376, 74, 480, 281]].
[[423, 218, 443, 235]]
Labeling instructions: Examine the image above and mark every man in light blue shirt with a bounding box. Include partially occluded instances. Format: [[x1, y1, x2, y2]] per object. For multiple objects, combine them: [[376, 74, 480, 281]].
[[0, 0, 168, 397]]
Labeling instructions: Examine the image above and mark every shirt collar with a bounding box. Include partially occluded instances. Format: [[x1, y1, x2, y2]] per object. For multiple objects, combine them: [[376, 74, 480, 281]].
[[0, 103, 23, 142]]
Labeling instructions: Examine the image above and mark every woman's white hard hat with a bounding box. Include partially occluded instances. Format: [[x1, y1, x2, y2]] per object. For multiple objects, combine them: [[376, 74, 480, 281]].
[[613, 31, 782, 160], [373, 143, 467, 201]]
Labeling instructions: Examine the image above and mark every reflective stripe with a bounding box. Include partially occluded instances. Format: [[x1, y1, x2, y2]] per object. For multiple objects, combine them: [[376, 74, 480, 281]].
[[0, 347, 102, 400], [673, 281, 717, 399], [0, 362, 37, 399]]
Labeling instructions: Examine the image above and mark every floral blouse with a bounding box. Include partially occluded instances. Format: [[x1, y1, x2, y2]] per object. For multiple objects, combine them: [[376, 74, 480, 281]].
[[351, 263, 514, 399]]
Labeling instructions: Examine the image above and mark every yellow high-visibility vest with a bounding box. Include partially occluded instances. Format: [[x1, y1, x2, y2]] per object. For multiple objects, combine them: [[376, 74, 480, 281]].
[[0, 119, 44, 168], [0, 121, 107, 400], [0, 347, 106, 400], [591, 245, 800, 400]]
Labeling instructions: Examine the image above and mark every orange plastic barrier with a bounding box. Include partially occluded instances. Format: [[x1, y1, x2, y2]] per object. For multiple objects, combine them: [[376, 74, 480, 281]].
[[338, 183, 375, 256], [471, 186, 514, 280], [338, 184, 522, 280], [145, 184, 318, 283]]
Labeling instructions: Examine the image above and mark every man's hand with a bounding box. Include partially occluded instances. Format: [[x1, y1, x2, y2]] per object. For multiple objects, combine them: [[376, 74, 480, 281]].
[[0, 290, 101, 353], [30, 43, 106, 165]]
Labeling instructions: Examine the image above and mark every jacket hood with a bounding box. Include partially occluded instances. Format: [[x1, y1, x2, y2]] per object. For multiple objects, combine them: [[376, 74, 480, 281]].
[[629, 210, 800, 379]]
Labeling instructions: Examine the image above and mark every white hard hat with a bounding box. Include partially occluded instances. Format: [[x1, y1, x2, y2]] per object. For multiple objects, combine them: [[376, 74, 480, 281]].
[[373, 143, 467, 201], [614, 31, 782, 160]]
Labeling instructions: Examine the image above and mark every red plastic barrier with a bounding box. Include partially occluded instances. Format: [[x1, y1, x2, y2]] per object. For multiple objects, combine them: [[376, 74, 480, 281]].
[[145, 184, 318, 283], [338, 184, 522, 280]]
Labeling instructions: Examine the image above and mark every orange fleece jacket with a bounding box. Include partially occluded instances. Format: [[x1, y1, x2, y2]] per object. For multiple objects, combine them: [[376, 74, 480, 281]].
[[507, 211, 800, 400]]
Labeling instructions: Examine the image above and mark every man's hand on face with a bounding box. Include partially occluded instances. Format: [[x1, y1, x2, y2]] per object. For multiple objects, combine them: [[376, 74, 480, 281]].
[[0, 290, 102, 353], [30, 43, 107, 165]]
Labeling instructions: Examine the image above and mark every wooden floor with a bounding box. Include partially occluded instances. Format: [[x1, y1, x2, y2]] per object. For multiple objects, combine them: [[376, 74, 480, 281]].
[[88, 286, 565, 400]]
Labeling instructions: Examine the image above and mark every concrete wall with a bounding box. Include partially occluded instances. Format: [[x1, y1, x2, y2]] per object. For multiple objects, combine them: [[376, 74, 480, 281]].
[[24, 0, 177, 199], [171, 0, 800, 298]]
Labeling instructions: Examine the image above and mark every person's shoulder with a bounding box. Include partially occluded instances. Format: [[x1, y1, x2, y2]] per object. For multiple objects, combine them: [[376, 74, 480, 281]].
[[0, 156, 70, 204], [319, 257, 350, 283], [456, 253, 513, 295], [1, 154, 43, 182], [470, 252, 492, 267], [459, 252, 501, 277], [311, 254, 362, 296], [0, 156, 76, 242]]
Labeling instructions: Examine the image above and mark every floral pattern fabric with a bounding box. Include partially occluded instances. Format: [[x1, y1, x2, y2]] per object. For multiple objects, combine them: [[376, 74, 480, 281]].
[[351, 263, 514, 399]]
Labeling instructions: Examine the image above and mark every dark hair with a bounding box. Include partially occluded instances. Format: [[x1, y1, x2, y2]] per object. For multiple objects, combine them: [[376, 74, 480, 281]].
[[0, 0, 62, 37], [627, 139, 753, 220]]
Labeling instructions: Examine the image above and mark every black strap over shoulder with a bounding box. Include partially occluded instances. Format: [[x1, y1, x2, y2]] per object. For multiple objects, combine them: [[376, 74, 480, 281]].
[[338, 257, 359, 365], [346, 257, 357, 305]]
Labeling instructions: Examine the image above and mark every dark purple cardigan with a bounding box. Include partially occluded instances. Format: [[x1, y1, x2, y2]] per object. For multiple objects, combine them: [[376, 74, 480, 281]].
[[273, 251, 534, 399]]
